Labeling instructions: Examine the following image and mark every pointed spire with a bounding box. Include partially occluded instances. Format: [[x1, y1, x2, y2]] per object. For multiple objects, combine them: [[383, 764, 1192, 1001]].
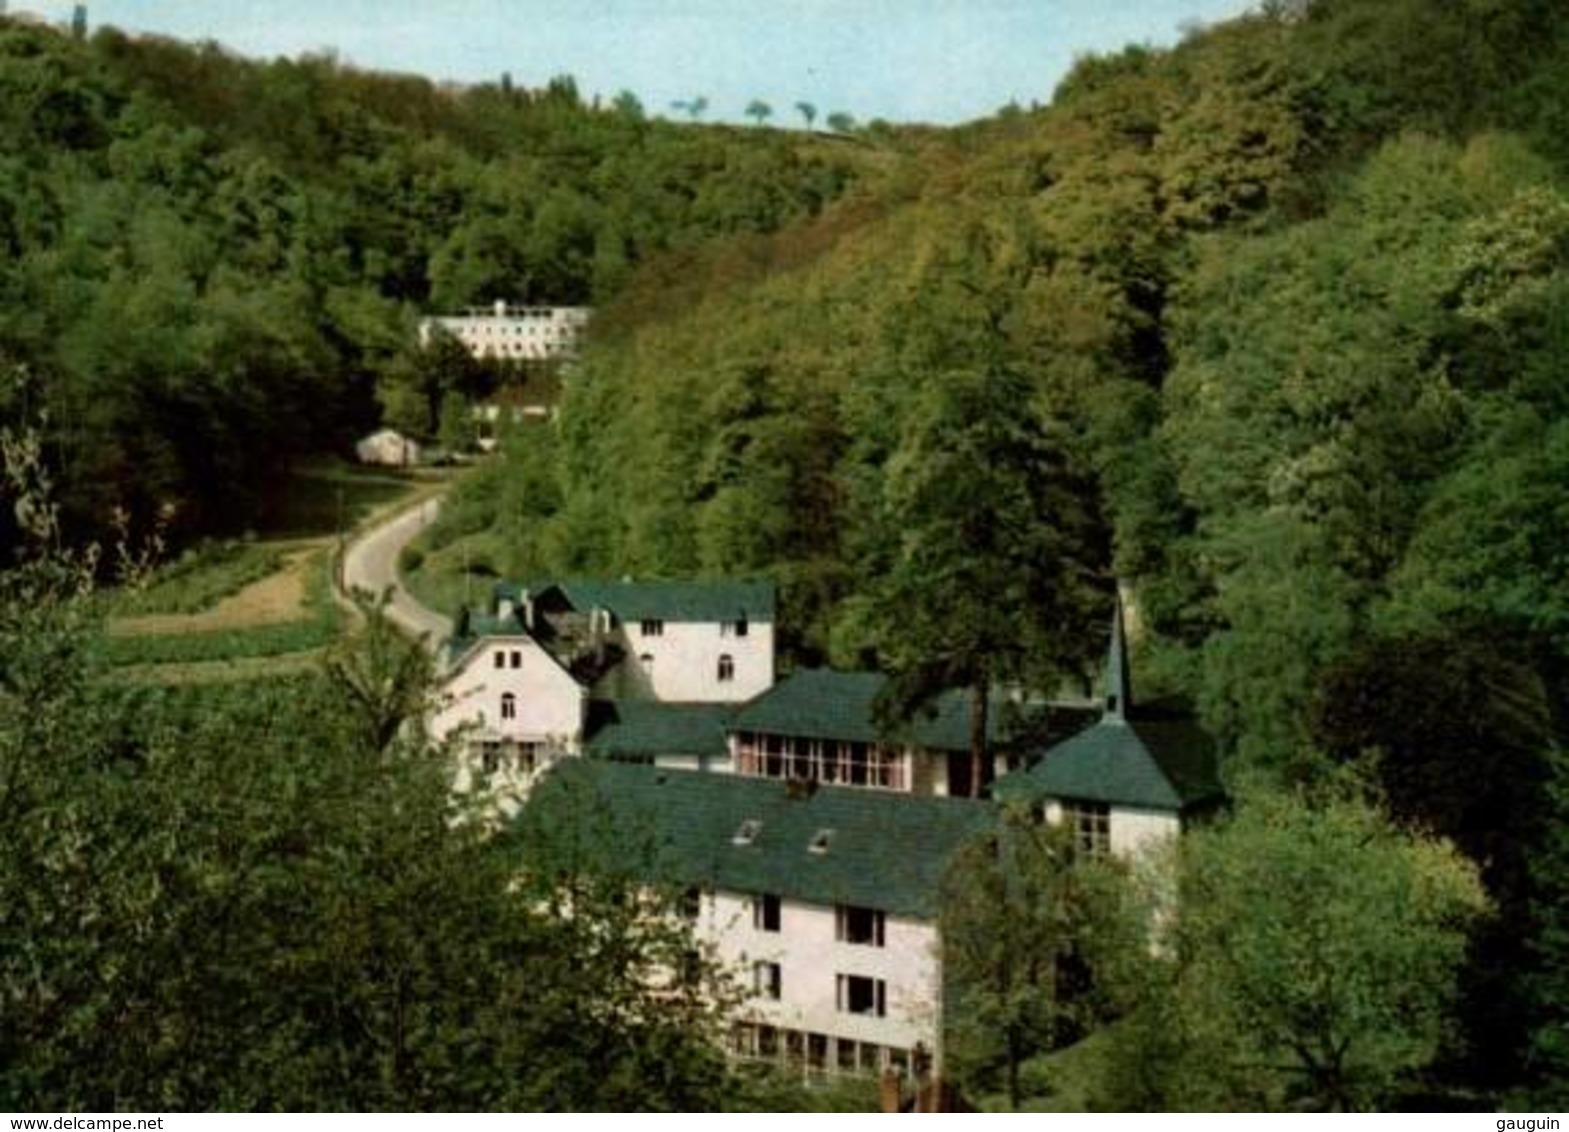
[[1105, 589, 1131, 721]]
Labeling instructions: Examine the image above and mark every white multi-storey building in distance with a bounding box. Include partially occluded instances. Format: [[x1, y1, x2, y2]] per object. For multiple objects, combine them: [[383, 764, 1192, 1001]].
[[419, 300, 590, 362]]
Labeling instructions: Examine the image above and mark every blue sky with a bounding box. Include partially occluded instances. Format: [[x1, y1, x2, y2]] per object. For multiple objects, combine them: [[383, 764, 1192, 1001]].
[[21, 1, 1260, 125]]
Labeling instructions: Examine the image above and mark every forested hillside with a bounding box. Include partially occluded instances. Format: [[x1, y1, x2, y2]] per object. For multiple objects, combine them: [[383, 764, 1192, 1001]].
[[0, 16, 865, 546], [420, 0, 1569, 1103], [4, 0, 1569, 1110]]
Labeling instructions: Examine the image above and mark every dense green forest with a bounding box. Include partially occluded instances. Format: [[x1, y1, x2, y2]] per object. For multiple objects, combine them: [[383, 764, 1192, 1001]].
[[418, 0, 1569, 1107], [4, 0, 1569, 1111], [0, 15, 864, 545]]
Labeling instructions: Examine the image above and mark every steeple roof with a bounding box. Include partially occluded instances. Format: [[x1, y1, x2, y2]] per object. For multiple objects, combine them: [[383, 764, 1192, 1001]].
[[993, 596, 1223, 813], [1105, 589, 1131, 721]]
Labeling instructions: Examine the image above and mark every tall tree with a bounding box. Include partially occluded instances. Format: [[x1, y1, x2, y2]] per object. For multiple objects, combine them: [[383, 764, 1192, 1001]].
[[1096, 789, 1490, 1111], [795, 100, 817, 130], [745, 99, 773, 126], [940, 807, 1143, 1108], [861, 358, 1109, 795]]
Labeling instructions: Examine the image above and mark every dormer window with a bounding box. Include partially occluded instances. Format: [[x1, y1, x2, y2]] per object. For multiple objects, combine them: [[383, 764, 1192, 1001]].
[[733, 818, 762, 846], [808, 829, 834, 855]]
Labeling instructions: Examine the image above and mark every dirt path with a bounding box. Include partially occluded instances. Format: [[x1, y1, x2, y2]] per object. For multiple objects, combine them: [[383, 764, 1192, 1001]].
[[109, 544, 324, 637]]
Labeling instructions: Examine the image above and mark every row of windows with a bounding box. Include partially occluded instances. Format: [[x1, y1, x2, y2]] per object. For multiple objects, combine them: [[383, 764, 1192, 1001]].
[[748, 964, 889, 1019], [475, 739, 540, 776], [637, 652, 737, 682], [730, 1024, 915, 1078], [638, 619, 749, 638], [749, 895, 886, 946], [735, 733, 905, 791], [496, 645, 738, 683]]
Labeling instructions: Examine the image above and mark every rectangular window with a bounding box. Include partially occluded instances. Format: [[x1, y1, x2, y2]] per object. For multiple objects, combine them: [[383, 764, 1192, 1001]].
[[753, 893, 781, 932], [721, 618, 749, 638], [717, 653, 735, 682], [836, 904, 886, 947], [836, 974, 887, 1017], [756, 1024, 778, 1058], [640, 619, 664, 637], [753, 960, 781, 1000], [1066, 800, 1112, 857], [493, 650, 505, 669], [509, 649, 522, 668]]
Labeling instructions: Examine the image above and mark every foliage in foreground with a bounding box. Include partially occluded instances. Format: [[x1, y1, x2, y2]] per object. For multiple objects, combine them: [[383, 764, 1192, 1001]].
[[939, 808, 1146, 1109], [0, 497, 752, 1110], [1085, 788, 1489, 1112]]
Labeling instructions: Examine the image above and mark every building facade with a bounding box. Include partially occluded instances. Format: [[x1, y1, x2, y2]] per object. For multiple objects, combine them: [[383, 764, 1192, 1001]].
[[518, 761, 993, 1076], [432, 579, 775, 800], [419, 301, 590, 362]]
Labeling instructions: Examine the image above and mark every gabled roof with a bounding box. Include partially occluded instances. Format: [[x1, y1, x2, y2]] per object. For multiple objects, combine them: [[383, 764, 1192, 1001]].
[[729, 668, 1073, 752], [584, 700, 734, 761], [441, 622, 584, 687], [496, 578, 774, 624], [513, 761, 994, 920]]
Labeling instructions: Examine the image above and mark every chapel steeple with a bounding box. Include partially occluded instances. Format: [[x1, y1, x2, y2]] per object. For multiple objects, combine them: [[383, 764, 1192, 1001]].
[[1105, 592, 1131, 722]]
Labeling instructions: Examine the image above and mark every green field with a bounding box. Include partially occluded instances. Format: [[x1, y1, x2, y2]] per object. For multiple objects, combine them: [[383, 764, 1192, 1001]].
[[105, 460, 449, 680]]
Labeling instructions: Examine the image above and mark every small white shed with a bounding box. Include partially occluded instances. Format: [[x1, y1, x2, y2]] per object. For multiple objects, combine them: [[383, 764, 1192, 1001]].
[[355, 428, 421, 468]]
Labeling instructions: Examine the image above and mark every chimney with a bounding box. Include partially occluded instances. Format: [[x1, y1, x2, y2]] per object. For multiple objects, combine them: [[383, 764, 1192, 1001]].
[[521, 588, 534, 631]]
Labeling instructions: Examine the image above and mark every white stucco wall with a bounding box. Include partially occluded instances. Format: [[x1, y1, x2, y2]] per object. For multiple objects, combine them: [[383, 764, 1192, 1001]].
[[434, 635, 586, 745], [620, 619, 775, 703], [1107, 804, 1181, 856], [704, 891, 939, 1054]]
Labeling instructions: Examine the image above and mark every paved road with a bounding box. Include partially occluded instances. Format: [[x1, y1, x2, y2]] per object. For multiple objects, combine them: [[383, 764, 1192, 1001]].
[[340, 494, 452, 650]]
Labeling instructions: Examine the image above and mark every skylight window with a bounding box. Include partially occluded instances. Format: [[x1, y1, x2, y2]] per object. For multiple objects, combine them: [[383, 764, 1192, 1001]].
[[733, 818, 762, 846], [808, 829, 834, 855]]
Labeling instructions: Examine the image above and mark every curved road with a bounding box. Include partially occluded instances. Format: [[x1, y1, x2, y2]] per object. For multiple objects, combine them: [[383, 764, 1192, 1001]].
[[340, 494, 452, 649]]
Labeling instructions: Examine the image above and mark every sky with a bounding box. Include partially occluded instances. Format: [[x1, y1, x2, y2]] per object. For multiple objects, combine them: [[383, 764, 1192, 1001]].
[[18, 1, 1261, 125]]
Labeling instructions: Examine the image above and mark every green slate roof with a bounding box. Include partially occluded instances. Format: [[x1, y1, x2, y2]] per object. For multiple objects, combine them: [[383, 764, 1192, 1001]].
[[994, 702, 1224, 812], [514, 761, 995, 919], [496, 578, 774, 624], [584, 700, 734, 761], [731, 668, 1048, 752], [995, 598, 1224, 813]]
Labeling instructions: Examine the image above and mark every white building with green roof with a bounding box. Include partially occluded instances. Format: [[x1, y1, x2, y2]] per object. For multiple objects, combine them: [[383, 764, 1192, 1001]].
[[509, 599, 1224, 1080], [518, 760, 995, 1078], [993, 599, 1225, 855], [432, 578, 775, 804]]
